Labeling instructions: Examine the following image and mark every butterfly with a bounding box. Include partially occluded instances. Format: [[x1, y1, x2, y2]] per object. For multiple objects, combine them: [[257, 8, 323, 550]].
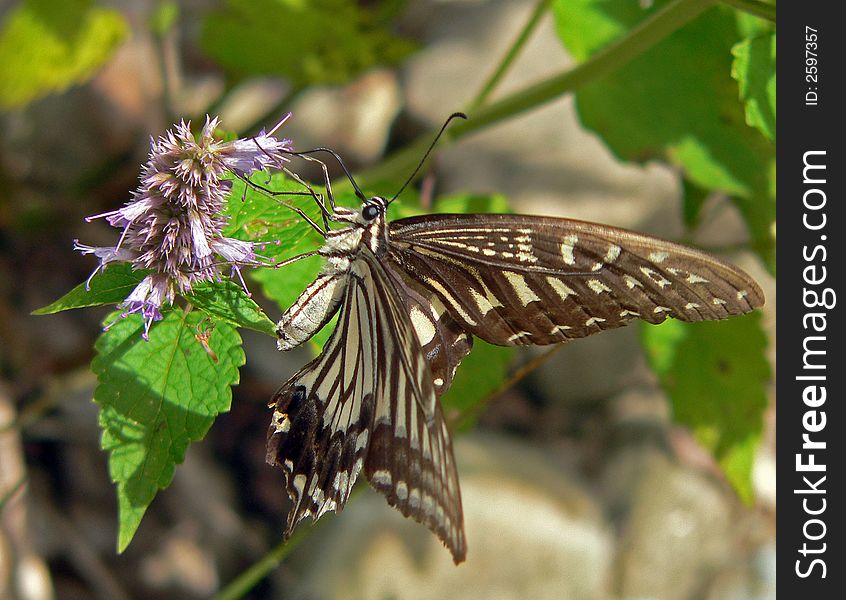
[[261, 129, 764, 564]]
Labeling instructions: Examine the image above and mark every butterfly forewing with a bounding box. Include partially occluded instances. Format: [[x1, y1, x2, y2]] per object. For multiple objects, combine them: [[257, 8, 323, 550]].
[[388, 213, 764, 346]]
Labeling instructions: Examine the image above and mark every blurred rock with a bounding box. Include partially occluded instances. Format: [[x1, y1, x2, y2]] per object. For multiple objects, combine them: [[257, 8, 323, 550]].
[[608, 450, 737, 600], [285, 68, 403, 174], [289, 433, 613, 600]]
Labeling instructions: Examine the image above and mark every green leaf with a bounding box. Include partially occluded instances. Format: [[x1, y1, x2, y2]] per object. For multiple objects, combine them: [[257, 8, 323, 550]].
[[731, 33, 776, 141], [33, 263, 145, 315], [444, 340, 515, 432], [92, 309, 244, 551], [552, 1, 775, 272], [641, 313, 769, 503], [184, 280, 276, 336], [0, 0, 129, 109], [200, 0, 414, 87]]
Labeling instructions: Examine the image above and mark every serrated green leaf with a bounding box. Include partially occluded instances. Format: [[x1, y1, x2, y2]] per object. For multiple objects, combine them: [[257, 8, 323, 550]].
[[641, 313, 769, 503], [0, 0, 129, 109], [33, 263, 145, 315], [200, 0, 414, 87], [184, 280, 276, 336], [732, 33, 776, 141], [92, 309, 245, 551], [552, 0, 775, 272]]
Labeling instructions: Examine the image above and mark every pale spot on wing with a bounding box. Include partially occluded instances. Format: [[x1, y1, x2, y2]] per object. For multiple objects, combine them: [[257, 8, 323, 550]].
[[585, 317, 606, 326], [654, 306, 671, 314], [516, 250, 538, 263], [482, 248, 496, 256], [620, 309, 640, 318], [396, 481, 409, 501], [560, 235, 578, 265], [649, 251, 669, 263], [546, 277, 577, 301], [433, 377, 444, 387], [408, 488, 421, 510], [685, 302, 700, 310], [605, 244, 622, 263], [737, 290, 749, 300], [271, 410, 290, 433], [624, 275, 644, 289], [503, 271, 541, 306], [507, 331, 533, 343], [687, 273, 709, 284], [587, 279, 612, 294], [372, 469, 392, 485], [640, 266, 671, 288], [712, 298, 727, 306], [409, 305, 437, 346]]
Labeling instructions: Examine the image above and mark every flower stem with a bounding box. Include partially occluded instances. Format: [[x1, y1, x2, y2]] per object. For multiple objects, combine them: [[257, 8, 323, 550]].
[[466, 0, 553, 113], [359, 0, 717, 187], [718, 0, 775, 22]]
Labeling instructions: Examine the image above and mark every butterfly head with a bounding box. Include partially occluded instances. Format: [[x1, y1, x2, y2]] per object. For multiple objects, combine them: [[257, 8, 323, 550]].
[[330, 196, 388, 225]]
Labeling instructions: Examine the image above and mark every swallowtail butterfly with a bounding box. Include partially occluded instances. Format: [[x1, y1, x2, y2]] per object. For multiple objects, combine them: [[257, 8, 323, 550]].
[[264, 126, 764, 564]]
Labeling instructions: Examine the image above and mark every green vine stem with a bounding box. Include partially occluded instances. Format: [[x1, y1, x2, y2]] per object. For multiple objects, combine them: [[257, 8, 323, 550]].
[[466, 0, 553, 112], [358, 0, 717, 188]]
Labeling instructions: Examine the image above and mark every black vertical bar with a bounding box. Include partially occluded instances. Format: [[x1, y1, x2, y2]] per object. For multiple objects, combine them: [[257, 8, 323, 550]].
[[778, 2, 843, 595]]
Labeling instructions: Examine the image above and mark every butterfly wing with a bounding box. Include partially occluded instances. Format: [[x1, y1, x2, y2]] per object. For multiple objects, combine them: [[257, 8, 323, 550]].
[[266, 251, 467, 562], [382, 260, 474, 397], [389, 213, 764, 346]]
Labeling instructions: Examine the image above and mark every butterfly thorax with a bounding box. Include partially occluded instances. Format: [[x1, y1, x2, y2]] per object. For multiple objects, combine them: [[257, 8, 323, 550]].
[[276, 198, 389, 351]]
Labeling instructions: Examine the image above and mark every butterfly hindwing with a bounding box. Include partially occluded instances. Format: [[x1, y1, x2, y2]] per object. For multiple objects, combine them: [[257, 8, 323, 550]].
[[267, 250, 467, 562]]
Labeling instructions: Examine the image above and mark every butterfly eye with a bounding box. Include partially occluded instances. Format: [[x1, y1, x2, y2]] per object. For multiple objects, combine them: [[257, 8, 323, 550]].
[[362, 204, 380, 221]]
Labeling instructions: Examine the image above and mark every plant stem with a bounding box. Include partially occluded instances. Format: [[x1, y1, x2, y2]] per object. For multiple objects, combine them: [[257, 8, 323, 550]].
[[718, 0, 775, 22], [467, 0, 553, 112], [359, 0, 717, 187], [213, 485, 364, 599], [213, 527, 310, 600]]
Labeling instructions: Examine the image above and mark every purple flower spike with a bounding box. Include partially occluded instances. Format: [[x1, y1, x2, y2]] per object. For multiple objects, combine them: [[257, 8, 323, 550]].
[[76, 115, 294, 339]]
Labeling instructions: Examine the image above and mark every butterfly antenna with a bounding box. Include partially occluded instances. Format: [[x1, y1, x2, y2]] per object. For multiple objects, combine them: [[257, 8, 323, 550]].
[[388, 112, 468, 204], [285, 147, 369, 203]]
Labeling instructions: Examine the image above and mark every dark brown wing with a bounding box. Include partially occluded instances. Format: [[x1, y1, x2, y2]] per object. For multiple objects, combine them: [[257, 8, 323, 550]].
[[388, 213, 764, 346]]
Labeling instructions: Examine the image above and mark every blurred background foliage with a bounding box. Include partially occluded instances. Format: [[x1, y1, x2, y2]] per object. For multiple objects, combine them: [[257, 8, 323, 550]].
[[1, 1, 774, 598]]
